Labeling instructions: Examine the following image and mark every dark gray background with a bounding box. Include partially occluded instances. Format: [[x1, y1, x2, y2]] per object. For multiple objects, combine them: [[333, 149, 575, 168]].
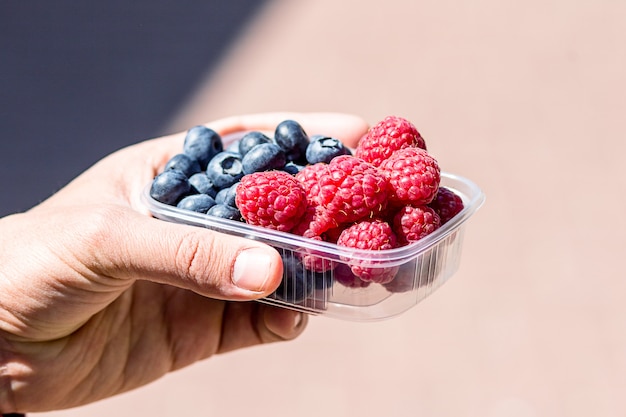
[[0, 1, 266, 217]]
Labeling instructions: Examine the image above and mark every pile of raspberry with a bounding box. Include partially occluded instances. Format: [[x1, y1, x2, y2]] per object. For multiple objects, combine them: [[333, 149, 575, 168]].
[[236, 115, 465, 286]]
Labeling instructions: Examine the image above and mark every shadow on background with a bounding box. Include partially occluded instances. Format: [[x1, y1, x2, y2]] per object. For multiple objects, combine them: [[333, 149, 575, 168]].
[[0, 0, 267, 217]]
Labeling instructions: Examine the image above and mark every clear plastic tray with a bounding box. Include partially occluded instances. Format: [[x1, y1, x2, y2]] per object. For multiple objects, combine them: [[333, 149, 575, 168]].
[[141, 170, 484, 321]]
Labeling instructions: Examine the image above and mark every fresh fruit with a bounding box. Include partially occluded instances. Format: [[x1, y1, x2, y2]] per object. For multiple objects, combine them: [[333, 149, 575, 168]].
[[206, 152, 244, 189], [336, 219, 399, 283], [183, 125, 223, 170], [311, 155, 389, 230], [206, 204, 241, 220], [176, 194, 216, 213], [378, 147, 440, 206], [392, 205, 441, 245], [164, 153, 201, 178], [238, 131, 272, 156], [429, 186, 464, 224], [241, 142, 287, 174], [236, 170, 307, 232], [214, 182, 239, 207], [305, 135, 351, 164], [188, 172, 217, 197], [272, 255, 314, 303], [274, 119, 310, 164], [355, 115, 426, 166], [150, 170, 191, 205]]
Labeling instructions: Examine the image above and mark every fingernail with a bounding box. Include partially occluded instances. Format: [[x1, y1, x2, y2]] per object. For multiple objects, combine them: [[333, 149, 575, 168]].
[[232, 248, 273, 292]]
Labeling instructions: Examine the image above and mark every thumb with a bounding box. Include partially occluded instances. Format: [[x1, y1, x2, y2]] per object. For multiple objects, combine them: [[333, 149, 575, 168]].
[[100, 208, 284, 300]]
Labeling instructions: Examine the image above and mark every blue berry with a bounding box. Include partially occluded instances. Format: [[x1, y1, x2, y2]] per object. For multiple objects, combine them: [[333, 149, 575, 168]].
[[305, 135, 351, 164], [225, 140, 242, 156], [183, 126, 223, 170], [215, 182, 239, 207], [273, 255, 314, 303], [207, 204, 242, 221], [176, 194, 216, 213], [188, 172, 217, 197], [282, 162, 304, 175], [164, 153, 201, 178], [239, 131, 272, 156], [206, 152, 244, 189], [241, 142, 286, 174], [150, 170, 191, 206], [274, 120, 310, 164]]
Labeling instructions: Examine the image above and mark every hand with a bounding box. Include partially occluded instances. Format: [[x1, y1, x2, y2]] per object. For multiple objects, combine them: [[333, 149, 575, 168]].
[[0, 112, 369, 413]]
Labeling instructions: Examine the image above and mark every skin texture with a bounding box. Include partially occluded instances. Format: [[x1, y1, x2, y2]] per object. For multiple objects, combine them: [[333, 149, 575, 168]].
[[0, 112, 368, 413]]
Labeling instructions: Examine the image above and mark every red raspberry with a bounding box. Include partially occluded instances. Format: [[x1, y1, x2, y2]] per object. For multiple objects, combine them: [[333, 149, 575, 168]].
[[428, 186, 464, 224], [336, 219, 399, 284], [295, 162, 327, 206], [334, 263, 371, 288], [313, 155, 389, 230], [378, 147, 440, 206], [392, 205, 441, 246], [355, 115, 427, 166], [236, 170, 307, 232]]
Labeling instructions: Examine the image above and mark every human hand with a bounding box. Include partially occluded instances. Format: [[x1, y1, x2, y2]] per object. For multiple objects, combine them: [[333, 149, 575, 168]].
[[0, 112, 369, 413]]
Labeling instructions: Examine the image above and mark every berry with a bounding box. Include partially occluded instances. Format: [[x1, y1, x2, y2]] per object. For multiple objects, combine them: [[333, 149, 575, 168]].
[[378, 147, 440, 206], [164, 153, 201, 178], [207, 204, 242, 221], [241, 142, 287, 174], [355, 115, 426, 166], [305, 135, 351, 164], [313, 155, 389, 229], [236, 171, 307, 232], [282, 162, 304, 175], [238, 131, 272, 156], [176, 194, 216, 213], [183, 125, 223, 170], [206, 152, 244, 189], [392, 205, 441, 245], [273, 255, 314, 304], [333, 263, 371, 288], [274, 119, 310, 164], [150, 170, 192, 206], [215, 182, 239, 207], [336, 219, 399, 283], [428, 186, 464, 224], [188, 172, 217, 197]]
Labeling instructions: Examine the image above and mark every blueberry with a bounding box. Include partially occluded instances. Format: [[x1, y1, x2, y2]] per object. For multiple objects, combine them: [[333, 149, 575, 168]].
[[188, 172, 217, 197], [274, 120, 310, 164], [273, 255, 314, 303], [207, 204, 242, 221], [206, 152, 244, 189], [150, 170, 192, 206], [176, 194, 216, 213], [164, 153, 201, 178], [225, 140, 242, 156], [241, 142, 287, 174], [238, 131, 272, 156], [215, 182, 239, 207], [305, 135, 351, 164], [183, 126, 223, 170], [282, 162, 304, 175]]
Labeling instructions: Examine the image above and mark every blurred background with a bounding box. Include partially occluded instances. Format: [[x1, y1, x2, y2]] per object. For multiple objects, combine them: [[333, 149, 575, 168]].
[[2, 0, 625, 416]]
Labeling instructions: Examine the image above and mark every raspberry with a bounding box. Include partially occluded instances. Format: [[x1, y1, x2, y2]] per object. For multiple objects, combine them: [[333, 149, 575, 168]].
[[334, 263, 371, 288], [295, 162, 328, 206], [236, 170, 307, 232], [313, 155, 389, 230], [336, 219, 399, 283], [355, 115, 427, 166], [392, 205, 441, 245], [428, 186, 464, 224], [378, 147, 440, 206]]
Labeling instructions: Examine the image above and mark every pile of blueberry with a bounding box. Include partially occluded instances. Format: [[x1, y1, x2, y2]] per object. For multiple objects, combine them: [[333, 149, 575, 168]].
[[150, 119, 350, 222]]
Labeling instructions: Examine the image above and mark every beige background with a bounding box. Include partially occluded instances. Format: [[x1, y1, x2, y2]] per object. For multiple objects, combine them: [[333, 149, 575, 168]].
[[35, 0, 626, 416]]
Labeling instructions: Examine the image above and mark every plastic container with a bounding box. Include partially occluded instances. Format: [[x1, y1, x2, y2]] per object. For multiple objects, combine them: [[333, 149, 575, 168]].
[[141, 170, 484, 321]]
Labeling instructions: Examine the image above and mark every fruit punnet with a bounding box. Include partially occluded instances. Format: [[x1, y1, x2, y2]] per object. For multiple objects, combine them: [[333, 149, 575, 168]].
[[149, 116, 465, 290]]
